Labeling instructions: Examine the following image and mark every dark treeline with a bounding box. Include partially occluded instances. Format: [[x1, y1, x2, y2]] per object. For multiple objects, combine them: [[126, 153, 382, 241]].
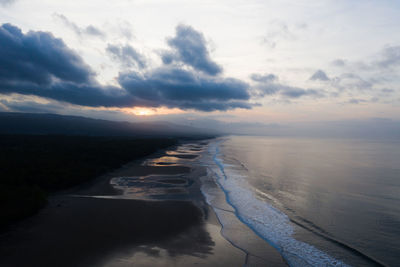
[[0, 135, 177, 229], [0, 112, 216, 137]]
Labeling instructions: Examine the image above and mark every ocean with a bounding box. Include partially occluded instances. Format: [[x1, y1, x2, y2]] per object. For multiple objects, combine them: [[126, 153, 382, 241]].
[[200, 136, 400, 266]]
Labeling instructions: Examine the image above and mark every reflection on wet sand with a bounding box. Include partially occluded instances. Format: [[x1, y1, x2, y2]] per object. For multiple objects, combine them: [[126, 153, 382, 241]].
[[110, 174, 194, 200], [100, 209, 244, 267], [0, 197, 214, 267], [0, 140, 246, 267]]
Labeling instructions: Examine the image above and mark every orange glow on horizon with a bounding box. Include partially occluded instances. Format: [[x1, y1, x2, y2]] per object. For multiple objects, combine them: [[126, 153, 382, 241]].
[[123, 107, 184, 116]]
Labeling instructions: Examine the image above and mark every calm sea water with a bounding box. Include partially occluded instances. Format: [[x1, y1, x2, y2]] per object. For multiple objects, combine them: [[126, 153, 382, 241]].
[[203, 136, 400, 266]]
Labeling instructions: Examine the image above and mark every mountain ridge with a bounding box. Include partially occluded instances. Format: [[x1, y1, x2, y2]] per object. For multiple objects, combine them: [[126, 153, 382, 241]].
[[0, 112, 216, 137]]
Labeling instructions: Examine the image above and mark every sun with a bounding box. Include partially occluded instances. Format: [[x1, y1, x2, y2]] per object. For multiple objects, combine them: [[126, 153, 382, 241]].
[[123, 107, 185, 116], [138, 110, 150, 116], [130, 107, 155, 116]]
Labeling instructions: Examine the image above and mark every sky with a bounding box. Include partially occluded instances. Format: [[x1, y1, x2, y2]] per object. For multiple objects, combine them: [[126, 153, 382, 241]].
[[0, 0, 400, 133]]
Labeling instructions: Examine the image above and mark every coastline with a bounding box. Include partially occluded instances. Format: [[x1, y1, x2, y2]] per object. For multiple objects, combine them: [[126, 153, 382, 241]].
[[0, 135, 178, 229], [0, 140, 287, 266]]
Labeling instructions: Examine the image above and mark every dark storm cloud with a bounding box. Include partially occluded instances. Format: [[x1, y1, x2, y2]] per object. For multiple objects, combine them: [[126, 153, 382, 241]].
[[165, 24, 223, 76], [54, 13, 105, 38], [161, 51, 175, 65], [310, 70, 330, 81], [0, 80, 135, 108], [106, 44, 147, 69], [118, 67, 252, 111], [0, 23, 128, 107], [0, 23, 93, 85], [1, 68, 251, 111], [0, 23, 252, 112]]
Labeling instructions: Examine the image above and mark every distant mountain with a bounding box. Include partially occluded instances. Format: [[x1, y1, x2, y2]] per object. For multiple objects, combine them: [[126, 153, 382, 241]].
[[0, 112, 216, 137]]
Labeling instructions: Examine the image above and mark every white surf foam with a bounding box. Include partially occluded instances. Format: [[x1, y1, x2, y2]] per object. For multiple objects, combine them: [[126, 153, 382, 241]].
[[205, 140, 349, 267]]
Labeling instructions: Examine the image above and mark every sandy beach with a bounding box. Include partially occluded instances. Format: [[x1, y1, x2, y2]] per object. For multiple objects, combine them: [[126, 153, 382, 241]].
[[0, 141, 287, 267]]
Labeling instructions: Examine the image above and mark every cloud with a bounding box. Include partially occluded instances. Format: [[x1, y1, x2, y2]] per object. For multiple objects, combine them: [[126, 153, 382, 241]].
[[0, 98, 66, 113], [381, 88, 394, 94], [164, 24, 222, 76], [0, 23, 94, 85], [250, 73, 277, 83], [161, 51, 175, 65], [331, 73, 372, 91], [0, 0, 15, 6], [84, 25, 104, 37], [0, 23, 252, 112], [347, 97, 379, 104], [261, 20, 304, 49], [106, 44, 146, 69], [325, 46, 400, 99], [331, 59, 346, 67], [310, 70, 330, 81], [348, 98, 365, 104], [251, 73, 324, 99], [340, 46, 400, 72], [0, 95, 142, 122], [280, 87, 323, 98], [53, 13, 105, 38], [118, 67, 252, 111], [1, 81, 134, 108], [265, 83, 324, 98], [376, 45, 400, 69], [117, 21, 134, 40]]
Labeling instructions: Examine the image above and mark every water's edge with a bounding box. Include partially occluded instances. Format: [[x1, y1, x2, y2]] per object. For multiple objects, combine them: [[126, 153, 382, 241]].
[[200, 138, 351, 267]]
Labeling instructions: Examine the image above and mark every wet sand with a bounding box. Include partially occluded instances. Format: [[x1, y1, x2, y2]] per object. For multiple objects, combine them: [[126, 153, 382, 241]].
[[0, 142, 287, 266], [0, 197, 208, 267]]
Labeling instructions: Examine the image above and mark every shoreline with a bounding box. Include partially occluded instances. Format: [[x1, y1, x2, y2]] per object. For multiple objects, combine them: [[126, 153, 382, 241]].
[[0, 140, 287, 266], [0, 135, 179, 230]]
